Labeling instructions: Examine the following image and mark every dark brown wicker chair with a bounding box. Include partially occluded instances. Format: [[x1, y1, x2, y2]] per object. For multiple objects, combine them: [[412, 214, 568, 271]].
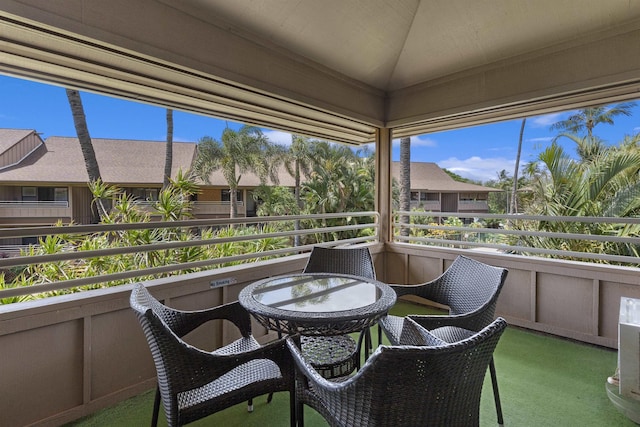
[[379, 255, 508, 425], [301, 246, 377, 378], [129, 283, 295, 427], [289, 317, 507, 427]]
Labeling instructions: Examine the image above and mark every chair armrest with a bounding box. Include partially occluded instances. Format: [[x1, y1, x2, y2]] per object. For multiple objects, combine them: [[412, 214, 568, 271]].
[[390, 279, 443, 303], [160, 300, 252, 338], [408, 312, 486, 332], [153, 312, 291, 393]]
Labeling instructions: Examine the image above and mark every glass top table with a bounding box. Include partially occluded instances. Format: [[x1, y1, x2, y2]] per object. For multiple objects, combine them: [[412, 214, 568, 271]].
[[239, 273, 397, 336]]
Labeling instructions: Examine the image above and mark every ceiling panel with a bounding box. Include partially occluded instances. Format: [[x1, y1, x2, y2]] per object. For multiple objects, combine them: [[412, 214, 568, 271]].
[[167, 0, 640, 91]]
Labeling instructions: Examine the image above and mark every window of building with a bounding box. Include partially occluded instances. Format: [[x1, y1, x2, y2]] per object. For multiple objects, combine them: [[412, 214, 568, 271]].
[[21, 187, 36, 201], [222, 190, 243, 202]]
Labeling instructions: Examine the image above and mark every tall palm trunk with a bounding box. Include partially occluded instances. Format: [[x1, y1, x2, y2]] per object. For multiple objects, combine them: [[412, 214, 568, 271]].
[[510, 118, 526, 214], [65, 88, 103, 222], [229, 162, 238, 220], [399, 137, 411, 236], [163, 109, 173, 189], [230, 187, 238, 219], [294, 160, 301, 246]]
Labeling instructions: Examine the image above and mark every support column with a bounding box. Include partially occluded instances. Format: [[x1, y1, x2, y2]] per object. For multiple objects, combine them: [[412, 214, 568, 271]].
[[375, 127, 393, 244]]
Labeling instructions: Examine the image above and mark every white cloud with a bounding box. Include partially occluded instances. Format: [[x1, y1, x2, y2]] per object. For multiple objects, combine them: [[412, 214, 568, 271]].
[[438, 156, 516, 182], [530, 112, 567, 128], [527, 137, 553, 142], [263, 129, 293, 145], [392, 135, 437, 147]]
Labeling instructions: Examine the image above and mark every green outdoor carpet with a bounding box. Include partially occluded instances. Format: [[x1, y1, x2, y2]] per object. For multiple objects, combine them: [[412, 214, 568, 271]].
[[68, 301, 634, 426]]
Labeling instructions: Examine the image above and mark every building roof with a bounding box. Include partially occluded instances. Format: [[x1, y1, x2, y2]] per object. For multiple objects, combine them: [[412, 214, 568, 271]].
[[203, 168, 297, 188], [0, 129, 494, 191], [0, 129, 37, 154], [0, 135, 197, 185], [391, 162, 499, 193], [0, 130, 297, 187]]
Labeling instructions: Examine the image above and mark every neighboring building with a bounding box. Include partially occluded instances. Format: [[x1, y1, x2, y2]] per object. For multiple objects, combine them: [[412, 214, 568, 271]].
[[0, 131, 196, 229], [0, 129, 295, 234], [391, 162, 499, 216], [0, 130, 497, 236]]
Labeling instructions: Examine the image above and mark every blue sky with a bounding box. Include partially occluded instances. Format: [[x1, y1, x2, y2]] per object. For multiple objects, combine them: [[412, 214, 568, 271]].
[[2, 74, 639, 183]]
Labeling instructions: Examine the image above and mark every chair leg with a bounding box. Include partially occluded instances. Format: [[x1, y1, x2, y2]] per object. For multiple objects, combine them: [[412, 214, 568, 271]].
[[267, 392, 274, 403], [248, 398, 254, 412], [364, 327, 372, 359], [290, 391, 297, 427], [489, 357, 504, 426], [151, 386, 161, 427], [296, 398, 304, 427]]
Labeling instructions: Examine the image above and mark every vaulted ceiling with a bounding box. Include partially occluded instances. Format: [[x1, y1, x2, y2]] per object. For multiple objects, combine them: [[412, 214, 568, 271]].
[[164, 0, 640, 92]]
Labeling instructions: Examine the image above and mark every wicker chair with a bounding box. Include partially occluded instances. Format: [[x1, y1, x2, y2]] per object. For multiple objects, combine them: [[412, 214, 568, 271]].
[[379, 255, 508, 425], [129, 283, 295, 427], [301, 246, 377, 378], [290, 317, 508, 427]]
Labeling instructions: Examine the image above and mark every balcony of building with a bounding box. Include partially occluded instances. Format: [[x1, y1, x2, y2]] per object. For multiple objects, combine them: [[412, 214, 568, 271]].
[[0, 200, 72, 225]]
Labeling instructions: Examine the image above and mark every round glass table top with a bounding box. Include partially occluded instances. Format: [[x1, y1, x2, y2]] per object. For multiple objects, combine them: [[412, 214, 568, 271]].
[[249, 274, 380, 313], [239, 273, 397, 335]]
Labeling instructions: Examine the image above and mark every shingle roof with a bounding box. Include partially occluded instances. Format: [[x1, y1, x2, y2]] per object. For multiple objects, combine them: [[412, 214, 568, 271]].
[[0, 136, 197, 185], [202, 168, 297, 187], [0, 129, 37, 154], [0, 133, 296, 187], [391, 162, 499, 192], [0, 131, 495, 192]]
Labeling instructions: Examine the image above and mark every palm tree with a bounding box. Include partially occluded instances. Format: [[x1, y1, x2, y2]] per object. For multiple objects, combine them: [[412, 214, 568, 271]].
[[522, 141, 640, 259], [163, 109, 173, 189], [510, 118, 526, 214], [282, 135, 317, 246], [65, 88, 102, 222], [551, 102, 636, 164], [192, 125, 273, 218], [302, 143, 347, 240], [399, 137, 411, 235], [66, 89, 101, 182], [550, 102, 636, 138]]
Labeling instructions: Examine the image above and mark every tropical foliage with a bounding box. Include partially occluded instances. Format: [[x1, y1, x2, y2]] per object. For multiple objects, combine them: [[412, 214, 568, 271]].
[[192, 125, 279, 218], [0, 174, 289, 304]]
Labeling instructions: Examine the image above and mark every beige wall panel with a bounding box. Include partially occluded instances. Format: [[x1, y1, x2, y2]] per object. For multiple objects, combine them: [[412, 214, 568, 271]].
[[407, 253, 441, 284], [91, 308, 154, 399], [382, 251, 404, 284], [600, 281, 640, 343], [0, 320, 83, 426], [171, 288, 226, 351], [496, 267, 531, 322], [536, 273, 593, 334]]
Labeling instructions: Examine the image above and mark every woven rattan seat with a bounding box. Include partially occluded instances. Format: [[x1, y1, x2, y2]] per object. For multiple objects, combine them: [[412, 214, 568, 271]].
[[301, 246, 377, 378], [290, 317, 507, 427], [129, 283, 295, 427], [379, 255, 508, 425]]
